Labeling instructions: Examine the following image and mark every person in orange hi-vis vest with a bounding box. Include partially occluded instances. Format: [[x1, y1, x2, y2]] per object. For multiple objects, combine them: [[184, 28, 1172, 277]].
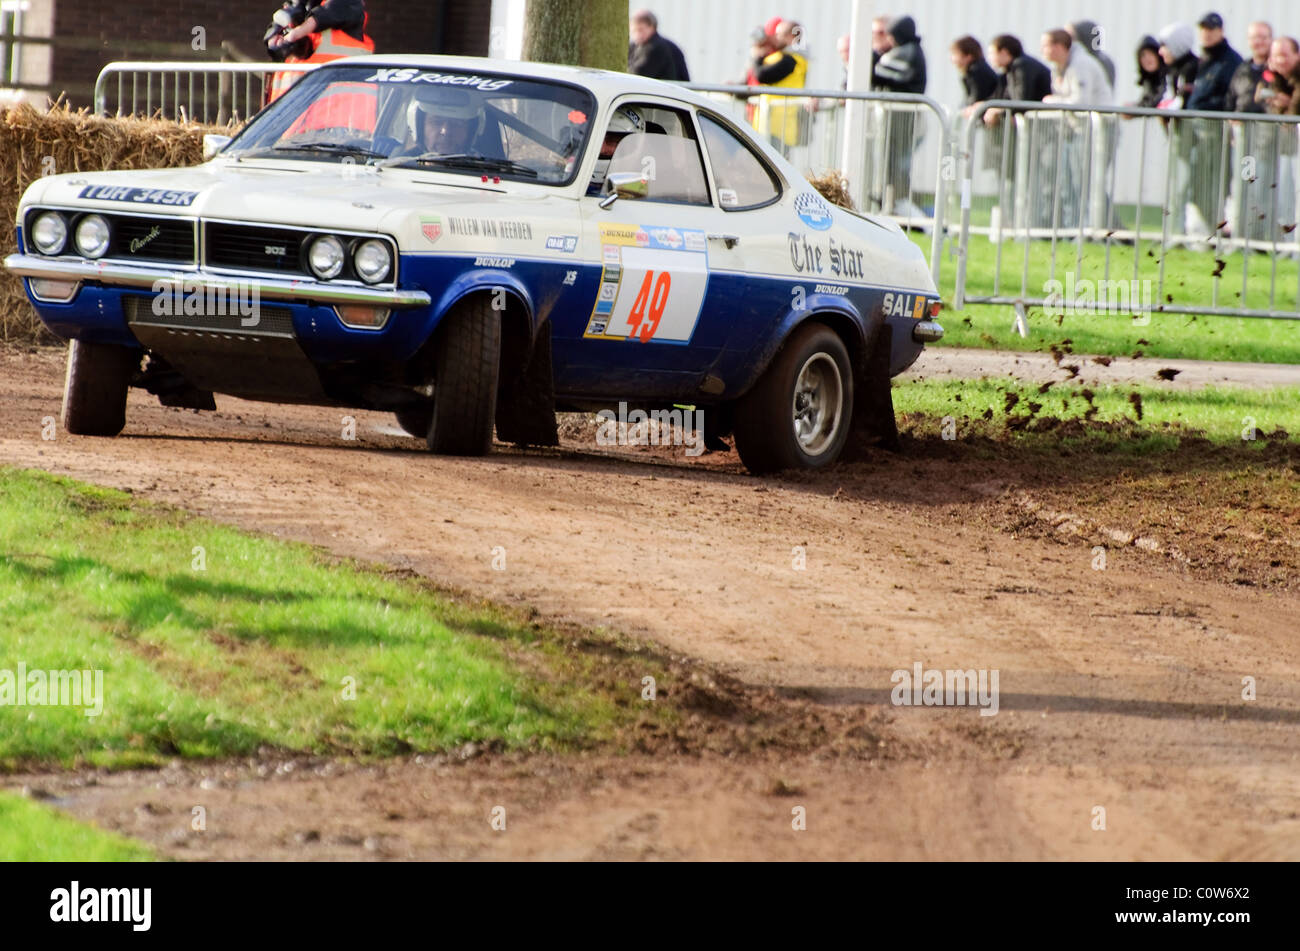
[[266, 0, 374, 105]]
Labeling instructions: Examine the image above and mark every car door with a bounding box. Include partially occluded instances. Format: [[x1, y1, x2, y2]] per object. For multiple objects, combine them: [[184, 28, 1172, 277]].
[[551, 100, 724, 400], [689, 110, 795, 368]]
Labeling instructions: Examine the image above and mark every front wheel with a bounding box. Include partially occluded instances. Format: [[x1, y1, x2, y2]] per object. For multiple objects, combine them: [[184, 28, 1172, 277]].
[[428, 296, 500, 455], [732, 323, 854, 474], [61, 339, 141, 437]]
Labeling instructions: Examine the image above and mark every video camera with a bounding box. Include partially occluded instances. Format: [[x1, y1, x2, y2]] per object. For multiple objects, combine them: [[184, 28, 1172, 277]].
[[264, 2, 313, 62]]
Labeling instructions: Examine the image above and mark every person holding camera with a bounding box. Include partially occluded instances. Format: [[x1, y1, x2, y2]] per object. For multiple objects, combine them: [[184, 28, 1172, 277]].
[[267, 0, 374, 102]]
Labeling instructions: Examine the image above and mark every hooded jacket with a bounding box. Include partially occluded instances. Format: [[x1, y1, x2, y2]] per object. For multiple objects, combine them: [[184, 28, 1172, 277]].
[[1070, 19, 1116, 89], [873, 15, 926, 93], [1188, 36, 1243, 111], [1157, 23, 1198, 107], [1135, 35, 1166, 108]]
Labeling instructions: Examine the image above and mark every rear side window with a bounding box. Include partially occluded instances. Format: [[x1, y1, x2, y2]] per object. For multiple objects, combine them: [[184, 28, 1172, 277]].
[[698, 113, 781, 210]]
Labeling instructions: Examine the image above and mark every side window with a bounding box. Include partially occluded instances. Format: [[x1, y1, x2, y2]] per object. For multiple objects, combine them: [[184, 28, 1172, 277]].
[[698, 113, 781, 210], [589, 103, 711, 205]]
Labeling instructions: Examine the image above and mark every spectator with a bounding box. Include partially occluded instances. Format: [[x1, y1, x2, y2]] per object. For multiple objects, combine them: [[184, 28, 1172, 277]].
[[267, 0, 373, 102], [873, 15, 926, 94], [871, 16, 892, 70], [749, 18, 808, 152], [1154, 23, 1202, 246], [628, 9, 690, 82], [1041, 28, 1110, 105], [1264, 38, 1300, 237], [1228, 22, 1275, 243], [1264, 37, 1300, 114], [983, 34, 1052, 228], [1041, 29, 1111, 228], [1184, 13, 1242, 243], [1135, 36, 1167, 108], [872, 15, 927, 219], [1230, 21, 1274, 112], [1067, 20, 1116, 91], [1188, 12, 1242, 111], [1157, 22, 1198, 108], [952, 35, 999, 114], [985, 33, 1052, 125]]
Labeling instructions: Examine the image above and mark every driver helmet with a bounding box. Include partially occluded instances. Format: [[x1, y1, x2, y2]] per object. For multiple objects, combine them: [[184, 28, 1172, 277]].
[[406, 86, 485, 148]]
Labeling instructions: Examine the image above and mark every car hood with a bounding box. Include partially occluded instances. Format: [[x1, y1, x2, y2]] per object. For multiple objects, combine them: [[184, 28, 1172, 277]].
[[18, 159, 572, 236]]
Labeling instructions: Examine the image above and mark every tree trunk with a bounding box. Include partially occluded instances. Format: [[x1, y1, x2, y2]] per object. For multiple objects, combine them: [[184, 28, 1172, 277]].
[[523, 0, 627, 73]]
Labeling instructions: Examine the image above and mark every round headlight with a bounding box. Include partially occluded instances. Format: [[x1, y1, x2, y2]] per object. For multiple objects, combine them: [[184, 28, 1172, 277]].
[[353, 239, 392, 285], [308, 234, 346, 280], [74, 214, 111, 259], [31, 212, 68, 256]]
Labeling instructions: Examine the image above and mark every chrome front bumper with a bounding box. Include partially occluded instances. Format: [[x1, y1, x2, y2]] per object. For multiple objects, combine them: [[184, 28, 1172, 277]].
[[4, 254, 431, 309]]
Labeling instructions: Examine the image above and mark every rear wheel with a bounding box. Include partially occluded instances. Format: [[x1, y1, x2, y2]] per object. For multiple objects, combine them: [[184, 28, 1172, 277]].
[[428, 296, 501, 455], [732, 323, 853, 474], [61, 339, 140, 437]]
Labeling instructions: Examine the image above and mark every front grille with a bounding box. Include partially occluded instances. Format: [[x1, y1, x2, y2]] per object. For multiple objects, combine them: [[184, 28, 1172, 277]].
[[108, 216, 195, 263], [123, 294, 295, 337], [205, 222, 309, 276]]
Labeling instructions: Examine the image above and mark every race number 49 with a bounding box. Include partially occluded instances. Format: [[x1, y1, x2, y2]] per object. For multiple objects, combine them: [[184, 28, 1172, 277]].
[[626, 270, 672, 342]]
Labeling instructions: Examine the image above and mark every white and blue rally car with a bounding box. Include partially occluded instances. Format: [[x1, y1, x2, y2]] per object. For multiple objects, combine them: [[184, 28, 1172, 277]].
[[6, 55, 943, 473]]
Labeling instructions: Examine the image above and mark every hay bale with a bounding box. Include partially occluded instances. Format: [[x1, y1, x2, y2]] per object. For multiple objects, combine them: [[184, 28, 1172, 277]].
[[805, 171, 855, 210], [0, 103, 229, 343]]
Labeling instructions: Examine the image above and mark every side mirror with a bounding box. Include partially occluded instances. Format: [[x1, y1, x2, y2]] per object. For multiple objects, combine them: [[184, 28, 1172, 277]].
[[599, 171, 649, 209], [203, 134, 233, 161]]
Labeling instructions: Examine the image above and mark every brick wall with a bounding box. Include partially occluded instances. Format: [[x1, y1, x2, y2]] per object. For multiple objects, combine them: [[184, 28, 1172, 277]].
[[49, 0, 490, 107]]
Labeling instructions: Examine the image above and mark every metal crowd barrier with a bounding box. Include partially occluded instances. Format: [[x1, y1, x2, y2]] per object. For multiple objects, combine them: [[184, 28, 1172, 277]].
[[954, 99, 1300, 320], [94, 61, 317, 124]]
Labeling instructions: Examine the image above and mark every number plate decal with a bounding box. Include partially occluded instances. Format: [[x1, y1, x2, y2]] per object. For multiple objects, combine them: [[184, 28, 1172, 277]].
[[583, 225, 708, 344]]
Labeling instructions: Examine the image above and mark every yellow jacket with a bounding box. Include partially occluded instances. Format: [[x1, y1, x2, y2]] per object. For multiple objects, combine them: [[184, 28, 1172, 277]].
[[754, 51, 808, 147]]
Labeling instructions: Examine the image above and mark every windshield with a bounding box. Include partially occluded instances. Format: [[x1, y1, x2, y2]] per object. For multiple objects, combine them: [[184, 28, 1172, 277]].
[[227, 65, 597, 186]]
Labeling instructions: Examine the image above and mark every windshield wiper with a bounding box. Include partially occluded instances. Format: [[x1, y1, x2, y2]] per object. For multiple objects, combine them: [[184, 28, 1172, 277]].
[[379, 152, 539, 178], [264, 142, 388, 160]]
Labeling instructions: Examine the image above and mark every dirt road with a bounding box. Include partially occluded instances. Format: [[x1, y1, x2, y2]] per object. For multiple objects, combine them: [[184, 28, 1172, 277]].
[[3, 347, 1297, 860]]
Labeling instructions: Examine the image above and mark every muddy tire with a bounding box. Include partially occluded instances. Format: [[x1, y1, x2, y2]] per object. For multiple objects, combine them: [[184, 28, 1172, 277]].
[[428, 296, 500, 456], [732, 323, 853, 474], [394, 405, 433, 439], [61, 339, 140, 437]]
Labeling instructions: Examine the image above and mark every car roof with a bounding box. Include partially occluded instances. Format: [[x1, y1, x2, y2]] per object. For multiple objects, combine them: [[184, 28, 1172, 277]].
[[313, 53, 801, 190], [318, 54, 707, 106]]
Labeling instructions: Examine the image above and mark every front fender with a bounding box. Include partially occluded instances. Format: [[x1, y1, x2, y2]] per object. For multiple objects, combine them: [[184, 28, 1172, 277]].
[[428, 267, 536, 338]]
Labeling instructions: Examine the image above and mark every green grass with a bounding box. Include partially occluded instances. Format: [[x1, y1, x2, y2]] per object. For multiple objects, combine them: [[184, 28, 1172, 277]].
[[0, 468, 629, 770], [0, 791, 153, 861], [923, 233, 1300, 364], [892, 379, 1299, 453]]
